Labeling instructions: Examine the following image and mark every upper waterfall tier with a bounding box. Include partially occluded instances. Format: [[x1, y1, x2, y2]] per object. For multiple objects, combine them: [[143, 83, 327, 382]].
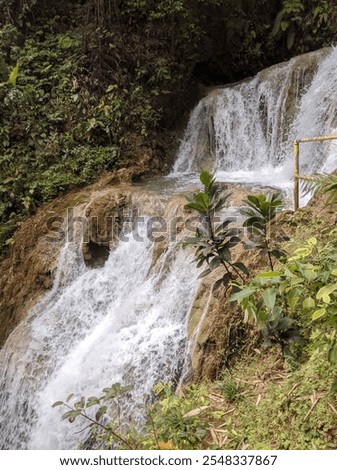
[[173, 47, 337, 185]]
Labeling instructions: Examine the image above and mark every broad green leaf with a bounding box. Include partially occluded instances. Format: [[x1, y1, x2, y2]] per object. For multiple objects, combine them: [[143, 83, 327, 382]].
[[7, 61, 19, 86], [289, 247, 311, 260], [242, 217, 264, 229], [229, 286, 257, 302], [262, 288, 278, 310], [66, 393, 74, 403], [281, 20, 289, 32], [95, 406, 107, 421], [184, 202, 206, 214], [307, 238, 317, 247], [286, 288, 300, 310], [271, 248, 287, 260], [209, 257, 221, 271], [316, 284, 337, 304], [287, 30, 295, 50], [213, 278, 223, 292], [300, 267, 318, 282], [74, 397, 85, 409], [290, 276, 304, 286], [256, 271, 281, 279], [213, 274, 231, 291], [303, 297, 315, 311], [255, 271, 281, 285], [200, 170, 213, 189], [272, 9, 285, 35], [52, 401, 64, 408], [221, 273, 231, 286], [279, 280, 289, 294], [198, 268, 211, 279], [215, 220, 231, 234], [195, 192, 210, 210], [62, 409, 81, 423], [312, 308, 326, 320], [87, 397, 101, 407], [328, 342, 337, 365], [232, 262, 249, 276]]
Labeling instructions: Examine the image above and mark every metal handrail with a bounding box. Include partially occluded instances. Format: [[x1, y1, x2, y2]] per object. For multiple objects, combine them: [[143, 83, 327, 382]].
[[293, 135, 337, 210]]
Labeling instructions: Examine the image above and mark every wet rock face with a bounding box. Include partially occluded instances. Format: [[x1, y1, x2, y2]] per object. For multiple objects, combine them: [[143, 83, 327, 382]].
[[0, 170, 143, 346], [84, 193, 130, 247], [0, 221, 63, 348], [83, 242, 110, 269]]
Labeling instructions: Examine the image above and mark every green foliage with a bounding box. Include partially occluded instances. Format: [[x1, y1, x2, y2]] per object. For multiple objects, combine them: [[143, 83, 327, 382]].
[[302, 172, 337, 205], [240, 193, 287, 271], [0, 55, 8, 81], [2, 1, 243, 255], [0, 30, 125, 255], [53, 383, 135, 450], [142, 353, 336, 451], [54, 381, 213, 450], [272, 0, 337, 51], [230, 237, 337, 366], [7, 61, 19, 85], [217, 372, 240, 401], [144, 382, 211, 450], [272, 0, 305, 50], [226, 351, 337, 450], [0, 220, 17, 256], [184, 171, 248, 290]]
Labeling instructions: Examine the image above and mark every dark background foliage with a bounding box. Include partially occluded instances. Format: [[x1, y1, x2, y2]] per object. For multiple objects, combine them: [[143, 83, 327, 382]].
[[0, 0, 337, 255]]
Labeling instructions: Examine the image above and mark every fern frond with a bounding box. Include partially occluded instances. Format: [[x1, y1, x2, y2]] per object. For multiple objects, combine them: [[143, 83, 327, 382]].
[[300, 173, 337, 204]]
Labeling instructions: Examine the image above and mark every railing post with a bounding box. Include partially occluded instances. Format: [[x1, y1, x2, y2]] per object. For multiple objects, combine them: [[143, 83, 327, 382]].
[[292, 135, 337, 211], [294, 140, 300, 211]]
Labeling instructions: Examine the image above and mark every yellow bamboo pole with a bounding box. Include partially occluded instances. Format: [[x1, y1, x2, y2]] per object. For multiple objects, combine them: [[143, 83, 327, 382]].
[[293, 135, 337, 211], [293, 140, 300, 211], [298, 135, 337, 144]]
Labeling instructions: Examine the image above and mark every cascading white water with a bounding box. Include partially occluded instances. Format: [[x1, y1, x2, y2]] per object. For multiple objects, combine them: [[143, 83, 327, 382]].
[[0, 214, 198, 449], [1, 46, 337, 450], [173, 47, 337, 196]]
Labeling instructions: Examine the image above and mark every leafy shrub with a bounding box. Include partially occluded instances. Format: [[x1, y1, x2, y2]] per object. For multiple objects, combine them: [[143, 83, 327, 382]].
[[53, 383, 135, 450], [144, 382, 211, 450], [183, 170, 248, 291], [240, 193, 287, 271], [230, 237, 337, 369], [272, 0, 337, 51]]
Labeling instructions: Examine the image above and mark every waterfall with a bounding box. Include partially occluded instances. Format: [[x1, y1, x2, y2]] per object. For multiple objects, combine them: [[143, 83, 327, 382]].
[[0, 196, 199, 450], [1, 47, 337, 450], [173, 47, 337, 192]]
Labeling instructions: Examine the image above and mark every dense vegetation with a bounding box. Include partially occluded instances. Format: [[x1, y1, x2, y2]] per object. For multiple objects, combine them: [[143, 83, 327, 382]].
[[1, 0, 337, 255]]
